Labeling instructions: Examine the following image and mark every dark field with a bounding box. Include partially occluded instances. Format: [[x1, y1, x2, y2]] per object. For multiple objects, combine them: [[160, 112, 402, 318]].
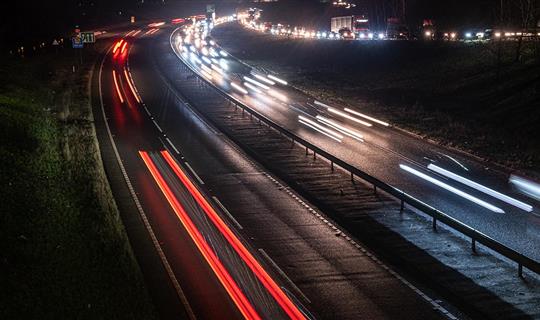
[[0, 49, 156, 318], [213, 23, 540, 173]]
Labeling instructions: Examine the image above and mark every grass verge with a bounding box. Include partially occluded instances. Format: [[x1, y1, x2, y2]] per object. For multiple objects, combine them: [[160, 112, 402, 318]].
[[0, 47, 157, 319]]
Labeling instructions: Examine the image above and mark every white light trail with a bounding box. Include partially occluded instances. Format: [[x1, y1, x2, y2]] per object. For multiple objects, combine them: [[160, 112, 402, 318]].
[[400, 164, 505, 213], [268, 75, 288, 85], [202, 56, 212, 65], [510, 175, 540, 202], [211, 64, 225, 75], [440, 153, 469, 171], [428, 164, 532, 212], [267, 89, 288, 102], [244, 82, 262, 94], [220, 50, 229, 57], [299, 115, 343, 141], [299, 120, 342, 143], [230, 82, 248, 94], [254, 74, 276, 85], [316, 116, 364, 142], [344, 108, 390, 127], [327, 107, 372, 127], [243, 76, 270, 90]]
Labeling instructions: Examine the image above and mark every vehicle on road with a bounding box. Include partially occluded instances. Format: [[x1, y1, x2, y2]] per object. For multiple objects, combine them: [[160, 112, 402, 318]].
[[331, 15, 371, 40]]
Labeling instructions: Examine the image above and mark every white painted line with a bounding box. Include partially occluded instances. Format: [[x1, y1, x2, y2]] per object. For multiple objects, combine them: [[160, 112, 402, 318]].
[[258, 248, 311, 304], [152, 120, 163, 133], [144, 106, 151, 116], [184, 162, 204, 185], [165, 137, 180, 154], [212, 196, 243, 230], [97, 49, 195, 319]]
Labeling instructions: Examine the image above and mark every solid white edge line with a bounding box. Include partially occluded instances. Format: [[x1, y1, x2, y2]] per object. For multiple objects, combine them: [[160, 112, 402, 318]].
[[165, 137, 180, 154], [211, 196, 243, 230], [257, 248, 311, 304], [97, 46, 195, 320], [169, 27, 458, 320], [184, 162, 204, 185]]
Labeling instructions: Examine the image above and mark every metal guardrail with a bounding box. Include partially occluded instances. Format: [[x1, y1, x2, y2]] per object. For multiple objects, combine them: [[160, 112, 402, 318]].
[[169, 28, 540, 278]]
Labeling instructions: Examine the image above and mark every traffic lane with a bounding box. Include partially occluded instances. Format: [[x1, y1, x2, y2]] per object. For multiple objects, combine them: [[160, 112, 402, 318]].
[[246, 103, 540, 260], [101, 53, 245, 320], [210, 32, 538, 213], [135, 37, 446, 319], [128, 38, 301, 320], [224, 44, 537, 213], [168, 36, 540, 262]]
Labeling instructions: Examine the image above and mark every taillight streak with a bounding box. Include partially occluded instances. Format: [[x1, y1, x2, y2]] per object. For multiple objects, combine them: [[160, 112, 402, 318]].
[[139, 151, 261, 320], [124, 68, 141, 103], [161, 150, 306, 320], [112, 70, 124, 103]]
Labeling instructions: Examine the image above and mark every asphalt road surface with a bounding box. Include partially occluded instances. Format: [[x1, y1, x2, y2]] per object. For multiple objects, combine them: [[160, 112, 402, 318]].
[[94, 25, 451, 319], [169, 23, 540, 265]]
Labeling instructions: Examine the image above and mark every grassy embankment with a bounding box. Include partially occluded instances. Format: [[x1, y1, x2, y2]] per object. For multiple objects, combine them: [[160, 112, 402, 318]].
[[0, 47, 157, 318], [214, 24, 540, 173]]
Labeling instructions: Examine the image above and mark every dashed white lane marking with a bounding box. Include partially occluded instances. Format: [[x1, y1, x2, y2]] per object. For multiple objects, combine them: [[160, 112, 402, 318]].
[[258, 248, 311, 305], [165, 28, 458, 319], [263, 171, 458, 320], [98, 47, 195, 319], [184, 162, 204, 185], [212, 196, 243, 230], [152, 119, 163, 133], [166, 137, 180, 154]]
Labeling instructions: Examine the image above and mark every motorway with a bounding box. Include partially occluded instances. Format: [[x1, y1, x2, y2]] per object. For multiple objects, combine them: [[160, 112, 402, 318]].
[[168, 21, 540, 265], [92, 23, 453, 319]]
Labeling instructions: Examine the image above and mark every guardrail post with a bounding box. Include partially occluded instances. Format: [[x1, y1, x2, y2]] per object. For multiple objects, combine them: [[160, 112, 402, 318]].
[[242, 108, 245, 117], [331, 161, 334, 172], [350, 172, 354, 183], [432, 217, 437, 230], [313, 151, 316, 160], [400, 200, 404, 212], [471, 239, 477, 254], [374, 185, 377, 194], [518, 264, 523, 278], [305, 146, 309, 155]]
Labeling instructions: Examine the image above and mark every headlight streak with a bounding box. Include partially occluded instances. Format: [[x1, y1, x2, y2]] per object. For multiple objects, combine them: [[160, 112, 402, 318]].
[[327, 107, 372, 127], [202, 56, 212, 65], [254, 74, 276, 85], [344, 108, 390, 127], [400, 164, 505, 213], [244, 76, 270, 90], [425, 164, 533, 212], [509, 175, 540, 202], [220, 50, 229, 57], [439, 153, 469, 171], [230, 82, 248, 94], [316, 116, 364, 142], [267, 74, 288, 85], [244, 82, 263, 94], [299, 115, 343, 142], [211, 64, 225, 75], [267, 89, 288, 102]]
